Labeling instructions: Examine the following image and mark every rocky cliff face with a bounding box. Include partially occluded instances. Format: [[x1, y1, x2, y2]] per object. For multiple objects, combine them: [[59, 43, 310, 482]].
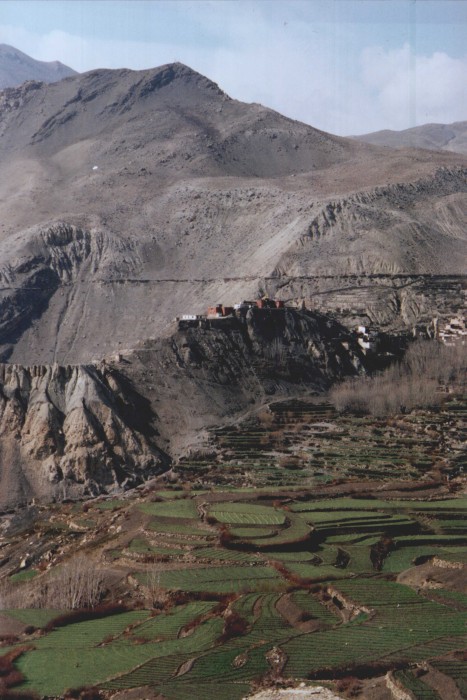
[[0, 362, 165, 511], [266, 273, 466, 331], [0, 308, 367, 509], [0, 221, 139, 362], [104, 308, 367, 456], [273, 167, 467, 277]]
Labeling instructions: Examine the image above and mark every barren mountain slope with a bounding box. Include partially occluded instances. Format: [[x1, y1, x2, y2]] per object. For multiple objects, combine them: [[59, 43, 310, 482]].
[[0, 43, 77, 89], [354, 120, 467, 155], [0, 308, 364, 509], [0, 62, 466, 365]]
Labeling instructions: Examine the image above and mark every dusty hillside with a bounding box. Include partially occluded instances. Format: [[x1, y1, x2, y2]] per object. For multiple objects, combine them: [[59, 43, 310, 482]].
[[0, 43, 77, 89], [354, 120, 467, 155], [0, 308, 365, 509], [0, 61, 465, 505], [0, 63, 465, 364]]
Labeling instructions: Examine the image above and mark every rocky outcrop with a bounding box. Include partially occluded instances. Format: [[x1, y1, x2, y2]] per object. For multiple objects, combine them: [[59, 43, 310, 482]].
[[0, 79, 44, 133], [0, 221, 141, 362], [245, 687, 346, 700], [432, 557, 464, 570], [386, 671, 416, 700], [274, 167, 467, 278], [0, 308, 367, 509], [0, 222, 93, 358], [113, 307, 366, 456], [265, 274, 467, 331], [0, 362, 166, 511]]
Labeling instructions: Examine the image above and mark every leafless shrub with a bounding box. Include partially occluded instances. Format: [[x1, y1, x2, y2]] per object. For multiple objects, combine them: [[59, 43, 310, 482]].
[[269, 429, 287, 446], [331, 339, 466, 417], [63, 688, 105, 700], [336, 676, 362, 696], [45, 556, 105, 609], [144, 567, 169, 609], [0, 578, 41, 610], [0, 647, 31, 694], [405, 338, 465, 384], [0, 556, 106, 610], [218, 610, 249, 642]]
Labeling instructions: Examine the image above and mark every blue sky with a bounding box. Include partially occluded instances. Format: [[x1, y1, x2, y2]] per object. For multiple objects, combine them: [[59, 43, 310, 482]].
[[1, 1, 466, 135]]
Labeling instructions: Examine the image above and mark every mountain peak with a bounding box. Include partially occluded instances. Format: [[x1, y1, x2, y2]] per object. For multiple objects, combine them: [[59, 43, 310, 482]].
[[135, 60, 227, 96], [0, 43, 77, 89]]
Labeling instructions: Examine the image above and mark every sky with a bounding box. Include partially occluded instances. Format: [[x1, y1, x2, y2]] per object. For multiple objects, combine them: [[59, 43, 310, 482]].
[[0, 0, 466, 135]]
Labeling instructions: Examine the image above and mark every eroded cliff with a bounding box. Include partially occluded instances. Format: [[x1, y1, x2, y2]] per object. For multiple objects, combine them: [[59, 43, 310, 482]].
[[0, 362, 165, 510], [0, 308, 367, 509]]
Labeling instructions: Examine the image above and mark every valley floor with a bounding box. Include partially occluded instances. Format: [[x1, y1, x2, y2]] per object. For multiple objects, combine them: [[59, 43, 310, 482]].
[[0, 393, 465, 700]]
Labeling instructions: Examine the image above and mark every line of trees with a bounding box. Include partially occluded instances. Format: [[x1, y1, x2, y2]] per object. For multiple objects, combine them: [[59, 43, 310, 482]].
[[330, 340, 466, 417]]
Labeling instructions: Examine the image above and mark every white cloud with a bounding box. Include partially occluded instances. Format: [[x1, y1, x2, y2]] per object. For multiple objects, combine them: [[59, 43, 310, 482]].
[[0, 24, 43, 56], [359, 43, 467, 131]]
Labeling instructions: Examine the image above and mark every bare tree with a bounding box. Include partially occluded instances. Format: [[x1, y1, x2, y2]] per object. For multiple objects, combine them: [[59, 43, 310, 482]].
[[331, 339, 466, 417], [145, 567, 168, 608], [0, 556, 107, 610], [46, 555, 105, 609]]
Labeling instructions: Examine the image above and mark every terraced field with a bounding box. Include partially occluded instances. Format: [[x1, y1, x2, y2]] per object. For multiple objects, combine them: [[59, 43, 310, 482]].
[[176, 395, 467, 487], [2, 489, 465, 699]]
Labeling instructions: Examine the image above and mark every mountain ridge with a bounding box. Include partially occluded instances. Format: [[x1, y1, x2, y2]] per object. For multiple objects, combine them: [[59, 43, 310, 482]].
[[353, 119, 467, 155], [0, 61, 465, 364], [0, 43, 77, 89]]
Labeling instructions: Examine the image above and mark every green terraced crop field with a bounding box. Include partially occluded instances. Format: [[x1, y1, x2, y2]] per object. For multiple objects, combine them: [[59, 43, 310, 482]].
[[137, 564, 284, 593], [138, 498, 199, 519], [208, 502, 286, 525], [2, 608, 64, 628], [2, 484, 466, 699], [175, 396, 467, 488]]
